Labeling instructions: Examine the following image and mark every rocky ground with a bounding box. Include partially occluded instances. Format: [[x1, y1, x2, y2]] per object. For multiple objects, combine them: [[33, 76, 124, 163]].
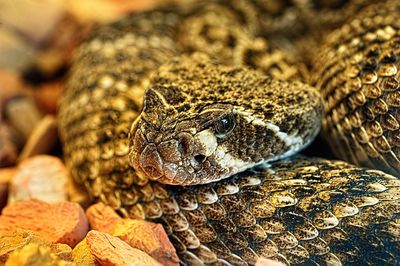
[[0, 0, 278, 265]]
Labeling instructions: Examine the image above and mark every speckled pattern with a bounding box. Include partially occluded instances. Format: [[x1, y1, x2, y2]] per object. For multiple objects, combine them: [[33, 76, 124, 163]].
[[58, 0, 400, 265], [130, 54, 322, 185], [312, 1, 400, 176]]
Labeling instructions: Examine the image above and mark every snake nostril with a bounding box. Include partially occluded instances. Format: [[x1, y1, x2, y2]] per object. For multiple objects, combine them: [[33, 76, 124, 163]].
[[178, 132, 194, 156], [194, 154, 206, 163]]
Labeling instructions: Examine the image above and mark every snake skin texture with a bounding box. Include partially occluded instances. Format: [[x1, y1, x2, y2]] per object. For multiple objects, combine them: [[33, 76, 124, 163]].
[[130, 54, 322, 185], [58, 0, 400, 265], [312, 1, 400, 176]]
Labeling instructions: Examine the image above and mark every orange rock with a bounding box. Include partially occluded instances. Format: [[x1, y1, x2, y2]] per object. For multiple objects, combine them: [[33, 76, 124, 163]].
[[86, 202, 178, 265], [86, 230, 161, 266], [9, 155, 68, 203], [115, 220, 179, 266], [86, 202, 122, 235], [0, 199, 88, 247]]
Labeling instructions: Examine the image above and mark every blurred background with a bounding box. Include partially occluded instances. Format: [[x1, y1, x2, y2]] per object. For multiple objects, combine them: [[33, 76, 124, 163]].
[[0, 0, 175, 72], [0, 0, 177, 170]]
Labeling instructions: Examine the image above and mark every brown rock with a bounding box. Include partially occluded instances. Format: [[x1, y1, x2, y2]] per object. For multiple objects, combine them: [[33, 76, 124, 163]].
[[0, 123, 18, 168], [9, 155, 68, 203], [0, 230, 72, 263], [34, 82, 61, 115], [0, 181, 8, 211], [0, 199, 88, 247], [4, 97, 42, 141], [0, 70, 25, 108], [86, 230, 161, 266], [5, 243, 73, 266], [0, 71, 38, 146], [17, 117, 58, 161], [0, 29, 35, 71], [71, 239, 99, 266], [0, 167, 15, 210], [0, 0, 66, 44], [33, 14, 93, 78], [86, 202, 178, 265]]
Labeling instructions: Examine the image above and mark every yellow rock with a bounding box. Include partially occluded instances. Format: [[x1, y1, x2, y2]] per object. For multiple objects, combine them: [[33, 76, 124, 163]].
[[0, 230, 73, 264], [71, 239, 99, 266], [5, 243, 73, 266]]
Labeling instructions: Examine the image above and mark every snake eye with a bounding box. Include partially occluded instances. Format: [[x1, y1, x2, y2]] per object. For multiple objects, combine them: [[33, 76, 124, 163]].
[[214, 113, 236, 138]]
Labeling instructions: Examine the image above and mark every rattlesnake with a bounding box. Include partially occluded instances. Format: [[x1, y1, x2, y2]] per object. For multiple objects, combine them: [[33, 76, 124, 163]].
[[312, 1, 400, 176], [59, 0, 400, 265]]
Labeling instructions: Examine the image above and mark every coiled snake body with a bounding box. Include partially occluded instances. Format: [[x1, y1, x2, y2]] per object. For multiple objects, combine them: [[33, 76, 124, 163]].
[[59, 1, 400, 265]]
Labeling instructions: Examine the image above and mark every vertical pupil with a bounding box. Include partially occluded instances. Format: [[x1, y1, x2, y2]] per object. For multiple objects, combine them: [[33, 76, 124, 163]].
[[215, 114, 235, 137], [221, 117, 229, 131]]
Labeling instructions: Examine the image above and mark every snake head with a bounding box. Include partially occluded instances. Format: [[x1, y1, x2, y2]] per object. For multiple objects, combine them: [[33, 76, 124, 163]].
[[129, 54, 323, 186]]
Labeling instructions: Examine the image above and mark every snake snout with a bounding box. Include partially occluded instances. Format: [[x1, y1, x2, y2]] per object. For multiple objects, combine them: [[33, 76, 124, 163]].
[[139, 144, 164, 179]]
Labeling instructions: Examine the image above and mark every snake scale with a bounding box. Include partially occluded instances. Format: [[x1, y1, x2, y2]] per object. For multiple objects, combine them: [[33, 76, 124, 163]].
[[59, 0, 400, 265]]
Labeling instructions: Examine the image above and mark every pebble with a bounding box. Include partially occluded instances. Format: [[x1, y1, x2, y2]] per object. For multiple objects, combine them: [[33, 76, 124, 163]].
[[5, 243, 73, 266], [0, 124, 18, 168], [115, 220, 179, 266], [0, 182, 8, 212], [8, 155, 68, 203], [17, 117, 58, 162], [0, 29, 35, 71], [4, 97, 43, 142], [86, 202, 179, 265], [0, 70, 25, 108], [255, 257, 285, 266], [86, 202, 121, 235], [0, 230, 72, 263], [0, 70, 42, 141], [34, 82, 61, 115], [86, 230, 161, 266], [0, 0, 66, 44], [0, 167, 15, 210], [0, 199, 88, 247], [72, 239, 99, 266], [33, 15, 93, 78]]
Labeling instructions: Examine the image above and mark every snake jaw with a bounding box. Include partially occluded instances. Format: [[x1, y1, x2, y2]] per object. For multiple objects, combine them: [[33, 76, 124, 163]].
[[130, 117, 234, 185]]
